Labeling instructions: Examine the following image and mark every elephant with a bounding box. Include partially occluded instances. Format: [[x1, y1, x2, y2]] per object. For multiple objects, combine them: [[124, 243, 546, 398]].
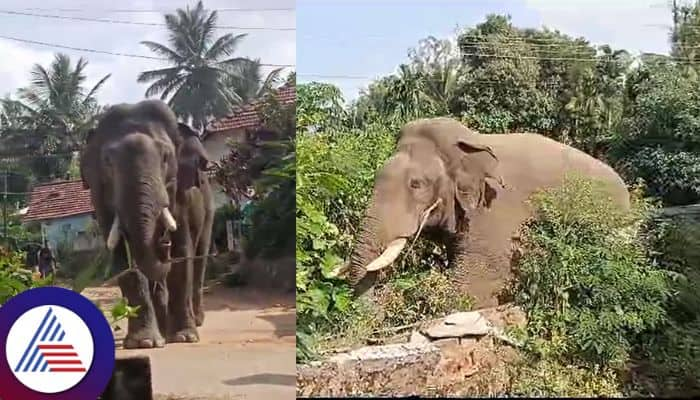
[[80, 100, 214, 348], [343, 117, 630, 308]]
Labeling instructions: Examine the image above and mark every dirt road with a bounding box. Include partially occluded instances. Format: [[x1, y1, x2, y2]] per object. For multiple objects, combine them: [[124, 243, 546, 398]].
[[83, 284, 295, 400]]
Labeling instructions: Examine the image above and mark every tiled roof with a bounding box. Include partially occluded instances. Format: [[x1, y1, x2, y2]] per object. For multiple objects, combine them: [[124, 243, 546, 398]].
[[204, 83, 295, 136], [23, 180, 94, 223]]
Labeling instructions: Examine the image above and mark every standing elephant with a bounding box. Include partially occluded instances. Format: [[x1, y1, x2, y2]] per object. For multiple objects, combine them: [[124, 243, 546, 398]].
[[344, 117, 630, 308], [80, 100, 214, 348]]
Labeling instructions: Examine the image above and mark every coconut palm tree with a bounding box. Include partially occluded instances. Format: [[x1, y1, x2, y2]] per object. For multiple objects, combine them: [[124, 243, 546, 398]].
[[0, 53, 109, 178], [225, 59, 283, 104], [17, 53, 109, 141], [138, 1, 250, 129]]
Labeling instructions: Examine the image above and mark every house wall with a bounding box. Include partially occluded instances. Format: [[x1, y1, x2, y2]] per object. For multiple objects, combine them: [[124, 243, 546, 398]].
[[41, 213, 101, 251], [203, 128, 247, 208]]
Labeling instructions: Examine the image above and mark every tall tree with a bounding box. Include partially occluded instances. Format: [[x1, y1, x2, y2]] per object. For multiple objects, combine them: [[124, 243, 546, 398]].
[[137, 1, 249, 129], [0, 53, 109, 180], [225, 59, 283, 104]]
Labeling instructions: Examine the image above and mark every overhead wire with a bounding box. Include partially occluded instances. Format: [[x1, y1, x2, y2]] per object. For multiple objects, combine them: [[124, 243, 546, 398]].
[[13, 7, 295, 13], [0, 10, 296, 31], [0, 34, 295, 67]]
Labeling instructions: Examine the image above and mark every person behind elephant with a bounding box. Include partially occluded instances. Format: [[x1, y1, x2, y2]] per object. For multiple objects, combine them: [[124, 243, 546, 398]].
[[37, 244, 56, 279], [80, 100, 214, 349], [338, 117, 630, 308]]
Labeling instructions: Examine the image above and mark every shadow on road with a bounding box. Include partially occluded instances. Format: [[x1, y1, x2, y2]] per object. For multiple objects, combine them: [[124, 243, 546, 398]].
[[223, 373, 296, 387], [256, 312, 295, 338], [202, 285, 295, 313]]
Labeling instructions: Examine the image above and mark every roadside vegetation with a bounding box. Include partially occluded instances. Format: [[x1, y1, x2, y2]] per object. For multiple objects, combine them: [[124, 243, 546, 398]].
[[296, 6, 700, 396]]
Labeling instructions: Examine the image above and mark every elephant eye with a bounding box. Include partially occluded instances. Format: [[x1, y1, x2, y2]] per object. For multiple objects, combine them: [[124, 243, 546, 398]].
[[409, 178, 422, 189]]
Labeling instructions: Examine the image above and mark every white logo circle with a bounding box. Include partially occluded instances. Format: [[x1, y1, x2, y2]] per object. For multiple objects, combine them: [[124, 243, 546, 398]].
[[5, 305, 95, 393]]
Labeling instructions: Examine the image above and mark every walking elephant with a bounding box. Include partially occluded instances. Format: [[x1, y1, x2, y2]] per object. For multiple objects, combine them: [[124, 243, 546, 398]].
[[80, 100, 214, 348], [342, 117, 630, 308]]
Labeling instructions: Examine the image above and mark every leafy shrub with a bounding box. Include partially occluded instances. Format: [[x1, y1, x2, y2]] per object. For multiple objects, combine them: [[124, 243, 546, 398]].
[[513, 175, 669, 368], [509, 358, 622, 397], [620, 148, 700, 206], [633, 216, 700, 395], [377, 268, 472, 327], [0, 246, 50, 305], [296, 125, 397, 360]]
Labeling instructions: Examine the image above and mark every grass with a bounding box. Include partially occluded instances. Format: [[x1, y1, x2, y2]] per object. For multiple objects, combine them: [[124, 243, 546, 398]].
[[309, 267, 473, 355]]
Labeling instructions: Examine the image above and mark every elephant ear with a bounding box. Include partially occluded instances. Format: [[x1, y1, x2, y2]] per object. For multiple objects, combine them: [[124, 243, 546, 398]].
[[453, 138, 505, 213]]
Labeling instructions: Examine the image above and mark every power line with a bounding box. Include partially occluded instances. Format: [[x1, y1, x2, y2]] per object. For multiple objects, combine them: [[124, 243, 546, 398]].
[[0, 34, 296, 67], [302, 28, 670, 44], [300, 49, 700, 81], [0, 10, 296, 31], [14, 7, 295, 13]]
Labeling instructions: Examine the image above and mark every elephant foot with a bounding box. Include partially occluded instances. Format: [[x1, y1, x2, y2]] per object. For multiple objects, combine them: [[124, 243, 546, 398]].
[[168, 328, 199, 343], [123, 328, 166, 349]]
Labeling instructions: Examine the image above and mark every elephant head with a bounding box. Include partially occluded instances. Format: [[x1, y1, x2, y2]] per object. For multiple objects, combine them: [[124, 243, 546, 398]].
[[346, 118, 505, 292], [81, 100, 187, 281]]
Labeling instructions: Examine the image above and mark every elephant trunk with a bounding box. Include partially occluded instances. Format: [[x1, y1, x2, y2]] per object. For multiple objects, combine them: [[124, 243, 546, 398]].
[[347, 196, 443, 289], [116, 175, 171, 269], [347, 204, 408, 288]]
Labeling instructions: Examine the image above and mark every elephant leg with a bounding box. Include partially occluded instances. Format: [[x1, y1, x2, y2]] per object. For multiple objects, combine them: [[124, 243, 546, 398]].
[[193, 226, 212, 327], [449, 216, 515, 309], [111, 240, 129, 276], [118, 269, 165, 349], [167, 227, 198, 343], [150, 279, 168, 339]]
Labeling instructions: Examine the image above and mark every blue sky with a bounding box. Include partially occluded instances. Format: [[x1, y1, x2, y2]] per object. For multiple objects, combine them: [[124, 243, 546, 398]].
[[0, 0, 295, 105], [297, 0, 674, 102]]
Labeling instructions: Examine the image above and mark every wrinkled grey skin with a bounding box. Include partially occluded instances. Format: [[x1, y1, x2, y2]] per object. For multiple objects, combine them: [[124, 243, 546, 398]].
[[80, 100, 214, 348], [348, 117, 630, 308]]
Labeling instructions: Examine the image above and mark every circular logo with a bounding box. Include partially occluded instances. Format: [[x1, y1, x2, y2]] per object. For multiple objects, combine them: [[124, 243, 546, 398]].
[[0, 287, 115, 400]]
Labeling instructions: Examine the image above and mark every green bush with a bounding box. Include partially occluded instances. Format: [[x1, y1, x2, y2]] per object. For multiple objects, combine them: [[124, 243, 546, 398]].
[[513, 175, 669, 368], [377, 268, 472, 327], [296, 124, 400, 360], [633, 217, 700, 396], [0, 246, 50, 305]]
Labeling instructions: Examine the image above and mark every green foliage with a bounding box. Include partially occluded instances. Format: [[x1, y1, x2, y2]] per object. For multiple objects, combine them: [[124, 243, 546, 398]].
[[296, 118, 398, 360], [377, 268, 472, 327], [214, 87, 295, 259], [297, 82, 347, 132], [513, 175, 668, 369], [0, 53, 107, 180], [613, 63, 700, 206], [110, 297, 140, 325], [632, 215, 700, 396], [296, 10, 700, 396], [509, 358, 622, 397], [0, 246, 50, 305]]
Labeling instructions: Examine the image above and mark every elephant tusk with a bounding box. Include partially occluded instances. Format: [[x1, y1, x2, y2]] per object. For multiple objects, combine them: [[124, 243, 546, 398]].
[[106, 216, 120, 251], [162, 207, 177, 231], [365, 238, 408, 272]]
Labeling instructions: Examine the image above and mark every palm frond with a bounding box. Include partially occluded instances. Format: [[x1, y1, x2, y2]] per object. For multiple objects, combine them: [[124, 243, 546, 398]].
[[141, 41, 185, 63], [83, 74, 111, 106], [205, 33, 247, 61], [137, 66, 183, 84]]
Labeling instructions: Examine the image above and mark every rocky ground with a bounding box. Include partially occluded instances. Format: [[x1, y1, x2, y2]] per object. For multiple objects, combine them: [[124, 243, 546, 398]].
[[83, 282, 295, 400], [296, 304, 527, 397]]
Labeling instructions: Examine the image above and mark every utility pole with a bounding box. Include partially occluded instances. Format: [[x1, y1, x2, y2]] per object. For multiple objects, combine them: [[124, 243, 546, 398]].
[[3, 170, 7, 241]]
